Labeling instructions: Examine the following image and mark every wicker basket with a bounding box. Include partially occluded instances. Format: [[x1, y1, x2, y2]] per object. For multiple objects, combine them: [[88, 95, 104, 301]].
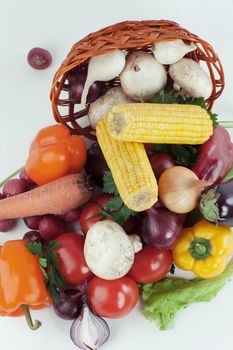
[[50, 20, 225, 140]]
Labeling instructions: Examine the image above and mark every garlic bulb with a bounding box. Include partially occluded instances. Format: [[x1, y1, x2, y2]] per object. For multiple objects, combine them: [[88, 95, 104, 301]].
[[152, 40, 196, 65], [169, 58, 213, 99], [158, 166, 213, 214], [70, 302, 110, 350]]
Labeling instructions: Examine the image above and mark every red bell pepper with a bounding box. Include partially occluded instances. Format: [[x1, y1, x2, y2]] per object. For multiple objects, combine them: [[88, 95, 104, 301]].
[[192, 126, 233, 185]]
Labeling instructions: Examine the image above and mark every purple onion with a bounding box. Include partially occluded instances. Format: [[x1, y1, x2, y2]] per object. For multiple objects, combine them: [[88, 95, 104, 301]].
[[70, 303, 110, 350], [140, 206, 184, 248]]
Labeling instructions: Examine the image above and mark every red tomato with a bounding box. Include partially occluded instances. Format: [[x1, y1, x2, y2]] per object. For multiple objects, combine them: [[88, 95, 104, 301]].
[[128, 246, 172, 283], [80, 194, 112, 234], [87, 276, 139, 318], [55, 233, 93, 285]]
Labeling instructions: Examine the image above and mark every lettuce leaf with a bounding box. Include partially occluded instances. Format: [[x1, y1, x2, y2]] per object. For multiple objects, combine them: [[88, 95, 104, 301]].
[[140, 260, 233, 330]]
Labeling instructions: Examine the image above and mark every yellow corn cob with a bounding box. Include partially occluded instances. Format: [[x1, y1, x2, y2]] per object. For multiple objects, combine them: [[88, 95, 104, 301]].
[[107, 103, 213, 144], [96, 118, 158, 212]]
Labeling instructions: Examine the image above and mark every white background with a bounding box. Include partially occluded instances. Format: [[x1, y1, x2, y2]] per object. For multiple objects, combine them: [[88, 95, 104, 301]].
[[0, 0, 233, 349]]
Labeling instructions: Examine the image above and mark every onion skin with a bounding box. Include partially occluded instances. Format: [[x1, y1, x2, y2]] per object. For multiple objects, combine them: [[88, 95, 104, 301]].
[[158, 166, 213, 214], [70, 302, 110, 350], [140, 206, 184, 248]]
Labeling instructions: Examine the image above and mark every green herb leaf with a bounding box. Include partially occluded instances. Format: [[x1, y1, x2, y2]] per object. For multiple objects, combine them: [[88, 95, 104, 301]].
[[26, 242, 43, 257], [103, 172, 119, 195], [49, 284, 59, 304], [47, 266, 65, 304], [45, 250, 58, 268], [106, 196, 123, 211], [151, 144, 198, 167], [170, 262, 175, 275], [39, 257, 48, 268], [151, 90, 178, 104], [171, 145, 198, 167], [47, 240, 59, 251], [112, 204, 135, 225], [150, 144, 171, 154], [101, 171, 136, 224]]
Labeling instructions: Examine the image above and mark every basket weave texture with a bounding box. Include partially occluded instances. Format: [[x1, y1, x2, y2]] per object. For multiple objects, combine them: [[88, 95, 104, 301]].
[[50, 20, 225, 140]]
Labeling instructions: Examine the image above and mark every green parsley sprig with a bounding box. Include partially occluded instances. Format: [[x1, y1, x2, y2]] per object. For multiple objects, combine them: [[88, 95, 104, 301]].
[[26, 241, 65, 304], [101, 172, 136, 225]]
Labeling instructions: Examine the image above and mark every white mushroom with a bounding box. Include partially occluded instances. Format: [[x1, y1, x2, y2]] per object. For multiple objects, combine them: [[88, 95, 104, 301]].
[[120, 50, 167, 101], [88, 87, 133, 129], [84, 221, 142, 280], [169, 58, 213, 99], [152, 40, 196, 65], [128, 234, 143, 253]]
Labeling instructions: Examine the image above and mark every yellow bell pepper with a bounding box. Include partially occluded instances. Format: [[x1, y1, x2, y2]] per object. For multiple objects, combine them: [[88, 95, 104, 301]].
[[172, 220, 233, 278]]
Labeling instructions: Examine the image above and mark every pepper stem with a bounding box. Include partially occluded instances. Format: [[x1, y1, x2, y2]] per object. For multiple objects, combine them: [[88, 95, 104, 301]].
[[22, 304, 42, 331], [218, 121, 233, 129], [0, 166, 24, 187], [189, 238, 211, 260]]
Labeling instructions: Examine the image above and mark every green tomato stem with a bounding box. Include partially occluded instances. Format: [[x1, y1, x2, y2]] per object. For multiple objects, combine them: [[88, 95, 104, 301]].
[[0, 166, 24, 188], [22, 304, 42, 331]]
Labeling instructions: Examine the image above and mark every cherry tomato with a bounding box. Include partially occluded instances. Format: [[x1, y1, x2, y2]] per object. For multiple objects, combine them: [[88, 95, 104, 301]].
[[87, 276, 139, 318], [80, 194, 112, 234], [55, 233, 93, 285], [128, 245, 172, 283]]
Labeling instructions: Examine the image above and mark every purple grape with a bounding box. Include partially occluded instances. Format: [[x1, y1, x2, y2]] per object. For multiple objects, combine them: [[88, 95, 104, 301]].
[[0, 219, 17, 232], [39, 215, 68, 241], [19, 169, 36, 188], [3, 179, 28, 197], [23, 231, 43, 243], [140, 206, 184, 248], [53, 288, 82, 320], [0, 193, 17, 232], [27, 47, 52, 70], [68, 70, 104, 104], [59, 208, 81, 223], [24, 215, 43, 230]]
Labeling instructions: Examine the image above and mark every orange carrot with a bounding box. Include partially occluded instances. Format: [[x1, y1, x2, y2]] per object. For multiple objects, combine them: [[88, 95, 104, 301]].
[[0, 174, 92, 220]]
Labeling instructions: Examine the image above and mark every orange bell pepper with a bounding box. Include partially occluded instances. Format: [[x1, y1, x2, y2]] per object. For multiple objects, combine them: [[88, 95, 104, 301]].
[[0, 240, 51, 329], [25, 124, 87, 185]]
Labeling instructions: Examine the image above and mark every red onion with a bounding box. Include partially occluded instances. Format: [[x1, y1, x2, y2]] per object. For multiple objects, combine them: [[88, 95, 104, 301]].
[[140, 206, 184, 248], [70, 302, 110, 350]]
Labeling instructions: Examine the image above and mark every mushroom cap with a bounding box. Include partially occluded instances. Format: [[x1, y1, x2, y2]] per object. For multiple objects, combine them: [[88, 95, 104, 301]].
[[169, 58, 212, 99], [84, 220, 135, 280]]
